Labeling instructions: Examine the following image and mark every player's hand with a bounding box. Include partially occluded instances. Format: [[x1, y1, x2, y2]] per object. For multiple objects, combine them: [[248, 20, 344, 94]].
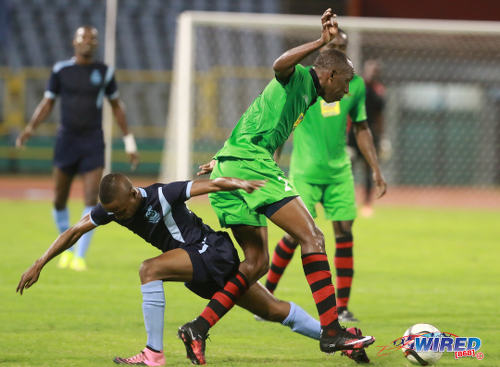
[[16, 263, 42, 295], [320, 8, 338, 45], [373, 171, 387, 199], [239, 179, 266, 193], [15, 128, 33, 148], [128, 152, 139, 171], [197, 160, 216, 176]]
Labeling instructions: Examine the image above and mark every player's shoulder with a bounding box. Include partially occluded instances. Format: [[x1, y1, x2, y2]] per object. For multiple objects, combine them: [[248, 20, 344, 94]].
[[295, 64, 313, 79], [52, 58, 76, 73], [349, 74, 366, 94], [296, 64, 309, 72], [141, 183, 163, 196], [351, 74, 365, 86]]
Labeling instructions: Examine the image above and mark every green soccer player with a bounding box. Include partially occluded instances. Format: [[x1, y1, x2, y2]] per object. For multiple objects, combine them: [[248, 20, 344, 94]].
[[265, 29, 387, 325], [177, 9, 375, 365]]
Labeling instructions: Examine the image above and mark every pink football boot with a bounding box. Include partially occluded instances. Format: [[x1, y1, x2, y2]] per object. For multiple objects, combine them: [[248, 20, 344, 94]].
[[113, 347, 165, 366]]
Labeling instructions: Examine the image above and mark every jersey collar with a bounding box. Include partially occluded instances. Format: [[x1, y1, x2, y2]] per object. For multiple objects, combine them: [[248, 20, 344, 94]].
[[138, 187, 147, 197], [309, 68, 321, 95], [308, 68, 321, 106]]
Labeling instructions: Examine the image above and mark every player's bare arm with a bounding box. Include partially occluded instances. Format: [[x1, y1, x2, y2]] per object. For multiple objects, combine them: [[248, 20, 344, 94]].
[[16, 215, 96, 295], [16, 97, 55, 147], [353, 121, 387, 198], [109, 98, 140, 170], [273, 8, 338, 81], [190, 178, 266, 197]]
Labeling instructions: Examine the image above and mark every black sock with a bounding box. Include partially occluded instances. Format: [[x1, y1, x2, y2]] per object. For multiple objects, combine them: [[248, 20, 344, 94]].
[[192, 316, 210, 336]]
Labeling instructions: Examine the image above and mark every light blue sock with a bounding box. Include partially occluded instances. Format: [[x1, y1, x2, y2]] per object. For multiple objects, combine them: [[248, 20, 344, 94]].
[[141, 280, 165, 351], [282, 302, 321, 340], [53, 207, 70, 233], [75, 206, 95, 258]]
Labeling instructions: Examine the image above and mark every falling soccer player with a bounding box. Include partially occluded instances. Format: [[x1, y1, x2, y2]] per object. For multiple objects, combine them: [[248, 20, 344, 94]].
[[17, 173, 367, 365]]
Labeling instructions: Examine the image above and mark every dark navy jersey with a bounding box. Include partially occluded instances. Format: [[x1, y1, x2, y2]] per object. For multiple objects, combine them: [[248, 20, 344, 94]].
[[45, 58, 119, 134], [90, 181, 216, 252]]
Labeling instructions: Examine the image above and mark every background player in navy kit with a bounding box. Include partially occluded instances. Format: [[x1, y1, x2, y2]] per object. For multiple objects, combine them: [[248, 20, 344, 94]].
[[16, 26, 139, 271], [17, 174, 370, 366]]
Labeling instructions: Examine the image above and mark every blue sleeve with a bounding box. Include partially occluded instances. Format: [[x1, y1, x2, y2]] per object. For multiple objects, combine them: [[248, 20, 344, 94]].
[[44, 69, 60, 99], [105, 66, 119, 100], [90, 204, 113, 226], [161, 181, 192, 205]]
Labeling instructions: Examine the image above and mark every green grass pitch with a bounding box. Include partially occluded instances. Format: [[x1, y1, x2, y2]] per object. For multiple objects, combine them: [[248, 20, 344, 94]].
[[1, 198, 499, 366]]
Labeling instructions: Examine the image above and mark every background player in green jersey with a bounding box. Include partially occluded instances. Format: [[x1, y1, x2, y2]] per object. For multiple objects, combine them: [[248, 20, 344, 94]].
[[265, 29, 387, 324], [179, 10, 376, 363]]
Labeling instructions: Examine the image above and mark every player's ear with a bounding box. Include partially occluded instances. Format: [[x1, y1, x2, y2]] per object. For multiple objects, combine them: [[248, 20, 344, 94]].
[[130, 187, 138, 198]]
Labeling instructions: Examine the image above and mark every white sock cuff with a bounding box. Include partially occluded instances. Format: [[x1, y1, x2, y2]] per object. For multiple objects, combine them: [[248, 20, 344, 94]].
[[141, 280, 164, 293]]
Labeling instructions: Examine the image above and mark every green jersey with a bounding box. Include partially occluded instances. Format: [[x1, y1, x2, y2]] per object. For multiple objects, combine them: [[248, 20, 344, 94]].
[[290, 74, 367, 183], [215, 64, 320, 160]]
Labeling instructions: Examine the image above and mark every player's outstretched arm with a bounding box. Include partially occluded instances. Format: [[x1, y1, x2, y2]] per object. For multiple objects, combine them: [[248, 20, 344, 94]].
[[189, 178, 266, 197], [273, 8, 338, 81], [353, 122, 387, 198], [16, 215, 96, 295], [16, 98, 55, 148]]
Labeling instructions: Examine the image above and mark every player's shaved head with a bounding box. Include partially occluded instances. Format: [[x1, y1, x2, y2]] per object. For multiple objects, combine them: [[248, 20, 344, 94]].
[[99, 173, 133, 204], [73, 26, 98, 60], [313, 48, 353, 75], [74, 26, 98, 40], [313, 48, 354, 103]]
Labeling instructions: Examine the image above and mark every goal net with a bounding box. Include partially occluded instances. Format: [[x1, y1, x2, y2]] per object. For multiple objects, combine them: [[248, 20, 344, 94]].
[[161, 11, 500, 205]]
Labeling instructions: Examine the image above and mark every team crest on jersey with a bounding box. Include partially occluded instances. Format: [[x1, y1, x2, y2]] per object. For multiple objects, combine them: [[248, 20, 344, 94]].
[[145, 206, 161, 224], [320, 100, 341, 117], [293, 113, 304, 129], [90, 69, 102, 86]]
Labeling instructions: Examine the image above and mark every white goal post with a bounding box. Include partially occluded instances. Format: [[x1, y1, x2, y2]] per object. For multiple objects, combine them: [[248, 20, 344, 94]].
[[160, 11, 500, 182]]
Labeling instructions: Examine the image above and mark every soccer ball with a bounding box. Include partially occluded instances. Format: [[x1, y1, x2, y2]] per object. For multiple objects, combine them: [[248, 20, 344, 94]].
[[401, 323, 443, 365]]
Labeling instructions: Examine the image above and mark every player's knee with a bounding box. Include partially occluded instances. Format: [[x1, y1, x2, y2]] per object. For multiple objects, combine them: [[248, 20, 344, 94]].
[[303, 226, 325, 252], [335, 221, 353, 238], [256, 259, 270, 280], [283, 233, 299, 247], [139, 259, 162, 283], [241, 255, 269, 283]]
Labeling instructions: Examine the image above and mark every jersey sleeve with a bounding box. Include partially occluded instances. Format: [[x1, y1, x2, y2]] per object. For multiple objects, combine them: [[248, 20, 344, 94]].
[[161, 181, 192, 205], [44, 68, 60, 99], [350, 78, 367, 123], [275, 63, 309, 86], [90, 204, 114, 226], [104, 66, 119, 100]]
